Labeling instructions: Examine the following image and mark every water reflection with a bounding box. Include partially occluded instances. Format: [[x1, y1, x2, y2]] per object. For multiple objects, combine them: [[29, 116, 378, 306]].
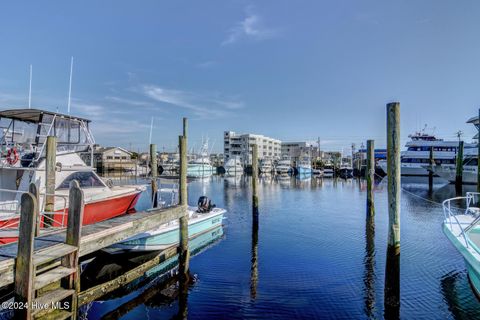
[[363, 212, 376, 318], [80, 226, 224, 319], [384, 246, 400, 320], [440, 271, 480, 319], [251, 208, 259, 300]]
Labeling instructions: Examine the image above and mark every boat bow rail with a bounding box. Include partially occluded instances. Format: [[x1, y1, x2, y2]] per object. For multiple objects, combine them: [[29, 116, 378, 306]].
[[442, 192, 480, 248]]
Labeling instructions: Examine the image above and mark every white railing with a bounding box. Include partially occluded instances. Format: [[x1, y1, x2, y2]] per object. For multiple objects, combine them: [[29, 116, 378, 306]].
[[442, 192, 480, 248], [0, 189, 69, 231]]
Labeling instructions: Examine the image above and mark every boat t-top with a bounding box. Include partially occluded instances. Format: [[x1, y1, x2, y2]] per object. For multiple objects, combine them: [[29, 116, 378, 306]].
[[0, 108, 145, 244]]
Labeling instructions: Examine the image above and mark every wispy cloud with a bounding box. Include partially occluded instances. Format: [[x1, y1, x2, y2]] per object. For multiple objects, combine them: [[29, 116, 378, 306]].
[[222, 6, 278, 46], [105, 96, 153, 107], [71, 102, 105, 118], [196, 60, 217, 69], [141, 85, 244, 119]]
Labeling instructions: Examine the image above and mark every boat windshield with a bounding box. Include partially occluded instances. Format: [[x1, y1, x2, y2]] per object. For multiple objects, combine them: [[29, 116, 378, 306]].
[[0, 110, 95, 166]]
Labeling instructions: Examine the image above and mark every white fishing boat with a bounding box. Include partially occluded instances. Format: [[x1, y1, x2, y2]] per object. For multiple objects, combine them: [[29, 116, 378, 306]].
[[276, 157, 292, 174], [187, 139, 215, 178], [0, 108, 145, 244], [107, 196, 226, 252], [443, 193, 480, 296], [259, 158, 273, 173], [224, 158, 243, 175], [322, 164, 334, 178], [296, 157, 312, 175]]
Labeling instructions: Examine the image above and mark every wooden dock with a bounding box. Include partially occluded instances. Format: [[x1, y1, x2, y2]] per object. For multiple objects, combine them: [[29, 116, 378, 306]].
[[0, 204, 186, 289], [0, 120, 191, 319]]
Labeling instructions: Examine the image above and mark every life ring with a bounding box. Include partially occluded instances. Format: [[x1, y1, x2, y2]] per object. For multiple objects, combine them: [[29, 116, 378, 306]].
[[6, 148, 19, 165]]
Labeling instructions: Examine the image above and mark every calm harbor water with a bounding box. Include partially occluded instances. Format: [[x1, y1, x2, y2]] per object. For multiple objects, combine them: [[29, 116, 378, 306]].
[[82, 175, 480, 319]]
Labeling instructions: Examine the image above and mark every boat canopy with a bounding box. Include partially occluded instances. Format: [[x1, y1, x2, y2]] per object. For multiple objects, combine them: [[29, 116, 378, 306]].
[[0, 108, 91, 124]]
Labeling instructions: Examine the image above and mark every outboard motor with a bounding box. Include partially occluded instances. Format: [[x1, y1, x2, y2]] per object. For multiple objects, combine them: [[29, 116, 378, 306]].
[[197, 196, 216, 213]]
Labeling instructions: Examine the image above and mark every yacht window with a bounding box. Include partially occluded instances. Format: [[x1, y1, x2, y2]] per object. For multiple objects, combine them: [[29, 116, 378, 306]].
[[57, 172, 106, 189]]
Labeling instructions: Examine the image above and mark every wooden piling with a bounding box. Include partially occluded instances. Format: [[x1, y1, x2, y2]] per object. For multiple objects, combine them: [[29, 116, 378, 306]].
[[14, 193, 37, 319], [44, 136, 56, 226], [183, 117, 188, 140], [62, 181, 84, 316], [150, 143, 158, 208], [428, 146, 434, 191], [28, 183, 41, 237], [385, 102, 401, 318], [455, 140, 464, 189], [366, 140, 375, 216], [178, 135, 189, 280], [386, 102, 400, 249], [252, 144, 259, 213]]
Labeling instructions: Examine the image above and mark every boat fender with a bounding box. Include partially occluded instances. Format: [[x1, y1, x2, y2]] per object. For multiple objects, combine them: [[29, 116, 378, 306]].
[[6, 148, 19, 165]]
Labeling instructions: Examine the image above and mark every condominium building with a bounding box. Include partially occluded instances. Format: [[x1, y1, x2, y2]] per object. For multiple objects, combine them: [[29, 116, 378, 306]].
[[224, 131, 282, 164], [281, 142, 319, 161]]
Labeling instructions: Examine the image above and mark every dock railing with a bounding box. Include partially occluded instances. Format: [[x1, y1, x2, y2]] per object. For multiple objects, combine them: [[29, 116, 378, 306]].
[[442, 192, 480, 248]]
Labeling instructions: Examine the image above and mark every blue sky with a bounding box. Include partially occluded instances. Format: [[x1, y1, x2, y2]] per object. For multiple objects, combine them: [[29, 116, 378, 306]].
[[1, 0, 479, 153]]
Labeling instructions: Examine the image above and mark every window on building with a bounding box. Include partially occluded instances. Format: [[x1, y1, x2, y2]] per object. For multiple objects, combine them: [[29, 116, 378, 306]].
[[106, 156, 113, 160], [121, 156, 127, 160], [57, 172, 106, 190], [114, 156, 120, 160]]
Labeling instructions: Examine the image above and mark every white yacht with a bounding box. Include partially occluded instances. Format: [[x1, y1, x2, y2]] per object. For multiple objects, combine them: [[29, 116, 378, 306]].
[[379, 129, 476, 176], [259, 158, 273, 173], [187, 140, 215, 178], [276, 157, 292, 174], [224, 157, 243, 175]]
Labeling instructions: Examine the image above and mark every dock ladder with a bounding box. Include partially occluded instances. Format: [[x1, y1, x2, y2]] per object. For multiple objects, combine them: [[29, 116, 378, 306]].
[[14, 181, 84, 320]]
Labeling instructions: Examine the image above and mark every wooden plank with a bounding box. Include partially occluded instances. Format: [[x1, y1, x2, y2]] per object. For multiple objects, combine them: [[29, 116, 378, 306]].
[[34, 266, 75, 290], [78, 246, 178, 306], [33, 288, 74, 317], [33, 243, 77, 267], [14, 193, 37, 319]]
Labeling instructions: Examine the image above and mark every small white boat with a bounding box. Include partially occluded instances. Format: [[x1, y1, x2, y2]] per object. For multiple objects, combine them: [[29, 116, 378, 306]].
[[107, 198, 226, 252], [323, 165, 334, 178], [443, 193, 480, 296], [224, 158, 243, 175]]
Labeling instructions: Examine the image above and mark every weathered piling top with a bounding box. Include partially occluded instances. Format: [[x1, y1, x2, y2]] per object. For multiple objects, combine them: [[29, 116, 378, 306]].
[[0, 205, 186, 288]]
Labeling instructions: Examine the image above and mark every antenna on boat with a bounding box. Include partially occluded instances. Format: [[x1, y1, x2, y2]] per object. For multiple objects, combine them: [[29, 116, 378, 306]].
[[67, 56, 74, 115], [149, 117, 154, 145], [28, 64, 32, 109]]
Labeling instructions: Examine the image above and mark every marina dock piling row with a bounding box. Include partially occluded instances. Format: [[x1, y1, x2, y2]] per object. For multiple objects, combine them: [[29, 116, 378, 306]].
[[455, 140, 464, 188], [44, 136, 56, 226], [386, 102, 400, 249], [252, 144, 259, 213], [150, 143, 158, 208], [178, 133, 190, 279], [366, 140, 374, 216]]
